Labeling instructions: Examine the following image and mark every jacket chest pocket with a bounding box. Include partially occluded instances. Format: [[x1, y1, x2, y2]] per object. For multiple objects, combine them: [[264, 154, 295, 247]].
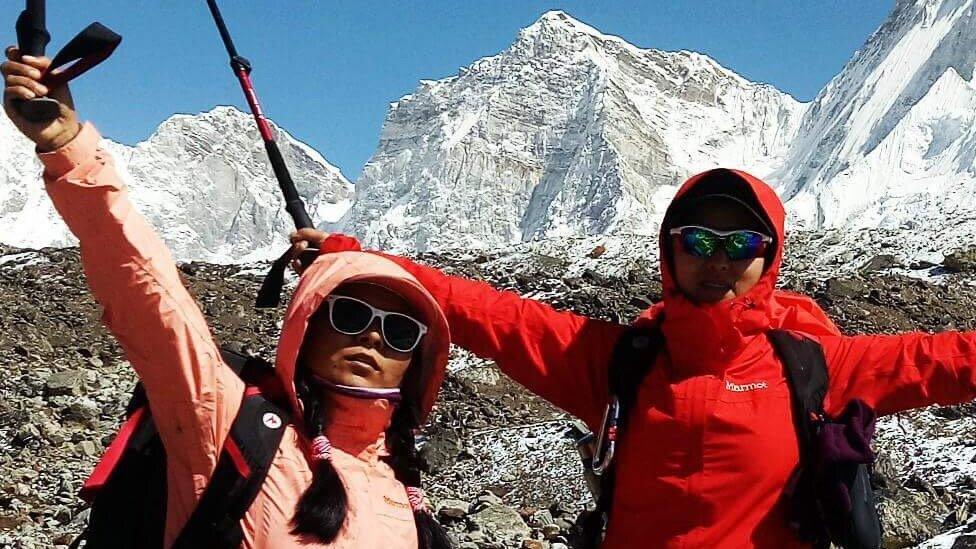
[[369, 476, 416, 523], [707, 379, 799, 479], [711, 377, 793, 431]]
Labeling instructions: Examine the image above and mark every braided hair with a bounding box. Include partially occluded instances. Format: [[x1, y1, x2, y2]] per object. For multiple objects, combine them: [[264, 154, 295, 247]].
[[290, 359, 452, 548]]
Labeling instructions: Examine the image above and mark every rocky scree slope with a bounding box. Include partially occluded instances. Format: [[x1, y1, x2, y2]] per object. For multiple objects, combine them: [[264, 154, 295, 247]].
[[0, 241, 975, 548]]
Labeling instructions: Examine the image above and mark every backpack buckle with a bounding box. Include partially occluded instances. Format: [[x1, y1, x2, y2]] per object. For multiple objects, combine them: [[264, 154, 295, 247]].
[[592, 396, 621, 475]]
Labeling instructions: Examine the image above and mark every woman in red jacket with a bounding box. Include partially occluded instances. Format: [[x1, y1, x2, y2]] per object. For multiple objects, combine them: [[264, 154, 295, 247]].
[[292, 167, 976, 548]]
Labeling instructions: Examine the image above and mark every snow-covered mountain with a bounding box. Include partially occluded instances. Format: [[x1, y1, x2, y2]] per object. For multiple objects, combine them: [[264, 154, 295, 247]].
[[0, 106, 352, 262], [340, 11, 806, 251], [6, 1, 976, 264], [776, 0, 976, 239]]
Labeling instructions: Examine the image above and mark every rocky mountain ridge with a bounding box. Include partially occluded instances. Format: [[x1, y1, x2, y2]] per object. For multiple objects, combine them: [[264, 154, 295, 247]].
[[5, 3, 976, 266], [339, 10, 805, 252], [0, 106, 352, 263]]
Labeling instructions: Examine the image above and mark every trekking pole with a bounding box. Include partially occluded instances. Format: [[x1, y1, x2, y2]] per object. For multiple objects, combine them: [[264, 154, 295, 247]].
[[15, 0, 57, 121], [205, 0, 319, 308], [204, 0, 314, 230], [14, 0, 122, 122]]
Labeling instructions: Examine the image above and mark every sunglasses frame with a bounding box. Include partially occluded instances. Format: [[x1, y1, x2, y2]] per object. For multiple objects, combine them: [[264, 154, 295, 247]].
[[323, 294, 428, 353], [669, 225, 773, 260]]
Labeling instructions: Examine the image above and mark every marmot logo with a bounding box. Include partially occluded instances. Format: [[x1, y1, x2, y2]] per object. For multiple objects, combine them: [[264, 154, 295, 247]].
[[725, 380, 768, 392], [384, 496, 410, 509]]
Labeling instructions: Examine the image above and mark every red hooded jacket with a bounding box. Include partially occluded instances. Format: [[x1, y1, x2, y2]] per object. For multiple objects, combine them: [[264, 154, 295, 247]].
[[326, 169, 976, 548]]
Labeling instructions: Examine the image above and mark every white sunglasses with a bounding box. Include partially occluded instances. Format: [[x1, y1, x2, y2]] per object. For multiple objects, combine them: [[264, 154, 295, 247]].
[[323, 295, 428, 353]]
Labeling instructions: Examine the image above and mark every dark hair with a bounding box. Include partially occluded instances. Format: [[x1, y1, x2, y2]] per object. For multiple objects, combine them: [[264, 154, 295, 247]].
[[290, 362, 452, 548]]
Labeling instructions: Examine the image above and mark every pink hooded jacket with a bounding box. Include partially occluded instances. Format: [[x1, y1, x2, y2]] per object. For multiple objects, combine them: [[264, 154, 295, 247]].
[[40, 123, 451, 548]]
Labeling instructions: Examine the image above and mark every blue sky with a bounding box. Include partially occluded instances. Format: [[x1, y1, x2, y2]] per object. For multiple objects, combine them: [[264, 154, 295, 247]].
[[1, 1, 892, 180]]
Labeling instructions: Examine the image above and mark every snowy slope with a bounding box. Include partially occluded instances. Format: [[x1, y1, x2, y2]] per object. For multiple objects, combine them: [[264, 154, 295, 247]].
[[0, 106, 352, 262], [776, 0, 976, 244], [341, 11, 805, 252]]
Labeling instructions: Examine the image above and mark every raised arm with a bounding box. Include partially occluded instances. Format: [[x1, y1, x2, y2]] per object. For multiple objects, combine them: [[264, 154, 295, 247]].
[[820, 331, 976, 417], [298, 232, 625, 428], [4, 51, 243, 539]]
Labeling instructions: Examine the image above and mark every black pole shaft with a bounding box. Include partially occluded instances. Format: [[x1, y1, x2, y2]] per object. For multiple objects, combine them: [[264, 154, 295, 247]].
[[204, 0, 314, 230], [205, 0, 239, 60], [17, 0, 50, 57]]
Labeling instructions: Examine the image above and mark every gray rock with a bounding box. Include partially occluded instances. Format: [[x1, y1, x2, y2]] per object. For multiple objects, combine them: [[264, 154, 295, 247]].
[[540, 524, 561, 540], [421, 427, 463, 474], [39, 420, 66, 445], [44, 370, 86, 397], [75, 440, 99, 457], [13, 422, 40, 446], [553, 518, 574, 531], [944, 248, 976, 273], [471, 490, 504, 512], [63, 398, 100, 423], [53, 505, 72, 524], [860, 254, 901, 273], [527, 509, 554, 528], [68, 508, 90, 529], [468, 504, 531, 539], [438, 498, 471, 520], [878, 490, 951, 547]]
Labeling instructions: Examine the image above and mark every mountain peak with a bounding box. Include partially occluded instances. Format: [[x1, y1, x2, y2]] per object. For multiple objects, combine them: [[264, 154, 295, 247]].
[[521, 10, 611, 43], [531, 11, 594, 32]]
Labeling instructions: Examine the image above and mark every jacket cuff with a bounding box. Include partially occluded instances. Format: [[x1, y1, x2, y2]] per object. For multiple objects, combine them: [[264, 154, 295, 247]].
[[318, 233, 363, 254], [37, 122, 101, 178]]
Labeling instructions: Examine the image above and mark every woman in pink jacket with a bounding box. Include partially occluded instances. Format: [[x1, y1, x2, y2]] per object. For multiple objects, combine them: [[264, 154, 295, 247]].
[[3, 48, 453, 548]]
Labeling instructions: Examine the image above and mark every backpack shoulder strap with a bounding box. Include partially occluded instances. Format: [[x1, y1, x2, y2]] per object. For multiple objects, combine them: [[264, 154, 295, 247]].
[[582, 323, 663, 547], [767, 330, 829, 461], [172, 364, 291, 548], [607, 324, 663, 425]]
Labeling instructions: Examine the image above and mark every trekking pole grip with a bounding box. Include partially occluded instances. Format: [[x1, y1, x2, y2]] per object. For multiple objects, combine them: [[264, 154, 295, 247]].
[[14, 0, 60, 122], [16, 0, 49, 57]]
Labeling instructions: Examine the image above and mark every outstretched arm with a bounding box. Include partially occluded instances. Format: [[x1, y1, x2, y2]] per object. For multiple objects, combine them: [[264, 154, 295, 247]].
[[292, 231, 624, 429], [820, 331, 976, 417]]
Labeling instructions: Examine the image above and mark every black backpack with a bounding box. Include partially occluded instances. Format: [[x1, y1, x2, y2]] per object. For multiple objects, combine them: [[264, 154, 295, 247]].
[[69, 348, 291, 549], [578, 326, 881, 549]]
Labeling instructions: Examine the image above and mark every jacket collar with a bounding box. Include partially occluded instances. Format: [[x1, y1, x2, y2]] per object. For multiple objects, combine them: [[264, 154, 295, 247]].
[[651, 168, 784, 376], [322, 392, 395, 464]]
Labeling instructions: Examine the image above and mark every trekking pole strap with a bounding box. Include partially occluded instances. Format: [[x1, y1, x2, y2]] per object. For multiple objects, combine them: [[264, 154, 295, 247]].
[[42, 23, 122, 89]]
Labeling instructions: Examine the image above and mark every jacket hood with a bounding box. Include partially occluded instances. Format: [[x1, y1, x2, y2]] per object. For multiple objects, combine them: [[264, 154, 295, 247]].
[[641, 168, 839, 375], [274, 251, 451, 430]]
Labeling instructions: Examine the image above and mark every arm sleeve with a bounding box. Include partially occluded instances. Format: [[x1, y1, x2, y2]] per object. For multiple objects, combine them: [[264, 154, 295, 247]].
[[40, 123, 244, 520], [820, 331, 976, 417], [373, 251, 624, 428]]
